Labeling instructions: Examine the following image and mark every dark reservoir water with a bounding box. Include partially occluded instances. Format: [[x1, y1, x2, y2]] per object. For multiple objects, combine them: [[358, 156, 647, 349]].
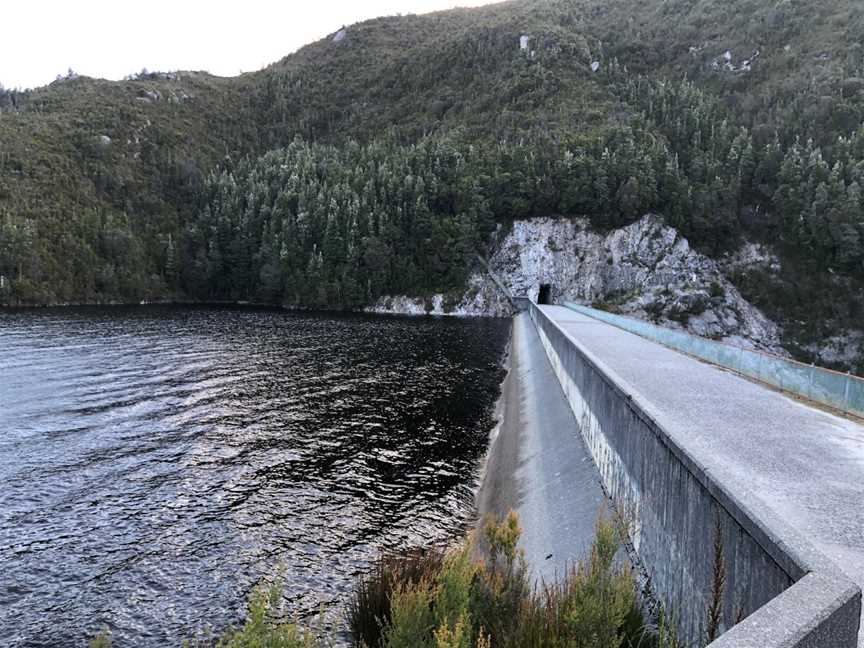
[[0, 306, 510, 647]]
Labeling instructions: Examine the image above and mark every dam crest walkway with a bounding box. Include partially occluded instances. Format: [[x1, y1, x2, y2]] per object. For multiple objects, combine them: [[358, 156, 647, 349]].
[[538, 304, 864, 646]]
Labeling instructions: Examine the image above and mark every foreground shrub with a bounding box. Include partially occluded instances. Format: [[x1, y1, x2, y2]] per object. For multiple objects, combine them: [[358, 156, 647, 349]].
[[88, 582, 319, 648], [372, 543, 479, 648], [347, 547, 446, 648], [432, 545, 478, 647], [214, 582, 318, 648], [349, 512, 668, 648], [469, 512, 530, 646], [514, 518, 637, 647], [89, 632, 112, 648]]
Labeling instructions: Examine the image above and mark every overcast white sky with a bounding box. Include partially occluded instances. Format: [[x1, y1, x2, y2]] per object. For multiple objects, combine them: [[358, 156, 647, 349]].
[[1, 0, 495, 90]]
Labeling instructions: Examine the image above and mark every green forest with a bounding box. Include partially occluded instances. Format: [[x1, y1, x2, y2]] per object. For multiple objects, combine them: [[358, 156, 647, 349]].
[[2, 0, 864, 361]]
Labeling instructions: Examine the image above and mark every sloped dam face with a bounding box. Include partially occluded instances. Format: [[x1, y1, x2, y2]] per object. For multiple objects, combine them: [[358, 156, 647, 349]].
[[0, 306, 510, 646], [476, 309, 609, 585]]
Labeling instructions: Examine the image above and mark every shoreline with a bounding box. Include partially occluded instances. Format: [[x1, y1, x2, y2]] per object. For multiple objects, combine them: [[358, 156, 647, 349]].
[[0, 299, 509, 319]]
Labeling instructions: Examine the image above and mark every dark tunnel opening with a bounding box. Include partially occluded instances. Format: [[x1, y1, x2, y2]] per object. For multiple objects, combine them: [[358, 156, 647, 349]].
[[538, 284, 552, 305]]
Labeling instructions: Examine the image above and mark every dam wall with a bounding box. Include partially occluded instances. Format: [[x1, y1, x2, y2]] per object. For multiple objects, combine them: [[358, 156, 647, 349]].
[[528, 303, 861, 647]]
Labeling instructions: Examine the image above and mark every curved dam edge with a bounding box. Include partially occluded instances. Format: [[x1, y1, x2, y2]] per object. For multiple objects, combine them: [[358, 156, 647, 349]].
[[475, 311, 609, 585], [529, 303, 861, 648]]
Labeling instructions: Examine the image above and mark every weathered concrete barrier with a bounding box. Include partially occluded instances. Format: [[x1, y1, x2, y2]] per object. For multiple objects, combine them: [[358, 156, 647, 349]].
[[564, 302, 864, 420], [529, 303, 861, 648], [511, 296, 532, 312]]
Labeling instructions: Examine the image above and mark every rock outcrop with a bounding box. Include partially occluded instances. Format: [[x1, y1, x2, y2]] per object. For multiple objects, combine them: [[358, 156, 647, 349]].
[[803, 331, 864, 369], [488, 214, 783, 352], [370, 214, 784, 354], [367, 272, 511, 317]]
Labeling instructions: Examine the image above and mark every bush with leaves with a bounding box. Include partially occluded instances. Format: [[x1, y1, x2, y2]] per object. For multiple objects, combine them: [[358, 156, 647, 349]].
[[347, 512, 676, 648]]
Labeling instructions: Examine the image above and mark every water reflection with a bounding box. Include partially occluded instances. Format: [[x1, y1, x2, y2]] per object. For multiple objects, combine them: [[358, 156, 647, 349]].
[[0, 306, 509, 646]]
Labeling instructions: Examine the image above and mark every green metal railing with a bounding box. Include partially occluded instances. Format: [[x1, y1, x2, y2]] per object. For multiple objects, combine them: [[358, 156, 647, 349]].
[[564, 302, 864, 420]]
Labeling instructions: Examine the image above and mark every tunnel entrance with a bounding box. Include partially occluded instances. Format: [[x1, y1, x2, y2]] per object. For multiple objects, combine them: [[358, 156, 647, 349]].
[[538, 284, 552, 305]]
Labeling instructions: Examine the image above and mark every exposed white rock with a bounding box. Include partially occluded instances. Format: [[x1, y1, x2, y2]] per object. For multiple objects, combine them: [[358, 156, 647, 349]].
[[487, 215, 784, 352], [804, 331, 864, 369], [167, 89, 191, 104], [520, 35, 531, 51], [738, 50, 760, 73], [333, 29, 347, 43], [590, 61, 601, 72], [712, 46, 760, 72], [97, 134, 112, 146], [136, 89, 161, 103], [367, 295, 433, 316], [710, 48, 757, 73], [370, 214, 785, 353], [720, 241, 781, 275], [367, 272, 511, 317]]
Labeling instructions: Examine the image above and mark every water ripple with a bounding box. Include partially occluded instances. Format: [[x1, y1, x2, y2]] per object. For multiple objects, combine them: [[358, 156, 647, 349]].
[[0, 306, 509, 647]]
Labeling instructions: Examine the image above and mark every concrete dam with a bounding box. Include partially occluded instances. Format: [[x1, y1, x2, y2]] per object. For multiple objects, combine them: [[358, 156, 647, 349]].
[[481, 302, 864, 647]]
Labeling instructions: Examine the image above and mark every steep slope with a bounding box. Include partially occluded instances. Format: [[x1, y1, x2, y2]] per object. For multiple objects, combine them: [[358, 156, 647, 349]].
[[2, 0, 864, 369], [584, 0, 864, 143], [1, 0, 612, 305], [0, 71, 258, 302], [487, 215, 784, 351], [253, 1, 609, 144]]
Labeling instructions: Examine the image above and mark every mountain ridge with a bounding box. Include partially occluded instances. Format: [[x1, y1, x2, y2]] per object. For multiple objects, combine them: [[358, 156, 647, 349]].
[[2, 0, 864, 370]]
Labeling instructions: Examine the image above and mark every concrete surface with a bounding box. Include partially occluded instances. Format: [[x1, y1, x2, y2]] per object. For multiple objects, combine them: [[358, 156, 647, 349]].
[[565, 302, 864, 420], [476, 312, 608, 584], [537, 304, 863, 647]]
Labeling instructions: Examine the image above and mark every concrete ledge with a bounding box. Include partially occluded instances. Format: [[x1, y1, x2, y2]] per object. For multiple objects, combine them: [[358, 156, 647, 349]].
[[476, 313, 609, 584], [529, 303, 861, 647], [710, 573, 861, 648]]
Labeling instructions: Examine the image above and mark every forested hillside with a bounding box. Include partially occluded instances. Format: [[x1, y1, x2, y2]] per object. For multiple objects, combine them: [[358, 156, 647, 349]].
[[3, 0, 864, 365]]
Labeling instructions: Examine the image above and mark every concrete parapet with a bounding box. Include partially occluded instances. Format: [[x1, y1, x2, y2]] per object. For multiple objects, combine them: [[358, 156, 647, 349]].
[[528, 303, 861, 648]]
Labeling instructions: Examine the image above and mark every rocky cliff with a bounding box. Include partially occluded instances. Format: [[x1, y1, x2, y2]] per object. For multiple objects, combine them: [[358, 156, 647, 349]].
[[489, 215, 784, 352], [370, 214, 785, 354], [365, 271, 511, 318]]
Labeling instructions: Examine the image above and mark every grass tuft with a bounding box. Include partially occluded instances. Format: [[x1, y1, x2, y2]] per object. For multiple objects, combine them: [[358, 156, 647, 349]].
[[347, 546, 446, 648]]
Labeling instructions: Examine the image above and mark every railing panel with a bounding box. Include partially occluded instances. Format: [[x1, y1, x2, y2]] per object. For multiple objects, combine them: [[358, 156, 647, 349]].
[[564, 302, 864, 420]]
